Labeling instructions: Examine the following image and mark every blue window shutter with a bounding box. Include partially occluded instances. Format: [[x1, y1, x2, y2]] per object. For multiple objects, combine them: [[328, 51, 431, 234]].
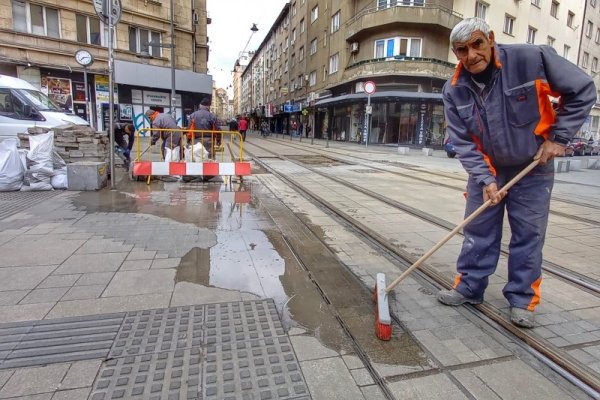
[[387, 39, 394, 57]]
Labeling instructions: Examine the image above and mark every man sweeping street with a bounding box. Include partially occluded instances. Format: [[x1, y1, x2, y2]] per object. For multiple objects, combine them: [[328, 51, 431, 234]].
[[438, 18, 595, 328]]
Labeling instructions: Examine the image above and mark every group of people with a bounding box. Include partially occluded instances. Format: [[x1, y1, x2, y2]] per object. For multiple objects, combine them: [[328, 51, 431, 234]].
[[228, 115, 248, 141]]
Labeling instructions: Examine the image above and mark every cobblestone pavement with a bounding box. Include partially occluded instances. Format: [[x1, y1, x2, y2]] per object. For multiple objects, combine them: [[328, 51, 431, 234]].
[[0, 135, 598, 399]]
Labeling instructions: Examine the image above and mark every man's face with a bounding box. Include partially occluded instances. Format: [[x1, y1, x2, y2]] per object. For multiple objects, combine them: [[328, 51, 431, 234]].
[[452, 30, 495, 74]]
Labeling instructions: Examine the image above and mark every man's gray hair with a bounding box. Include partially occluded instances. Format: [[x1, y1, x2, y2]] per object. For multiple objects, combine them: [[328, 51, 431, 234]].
[[450, 17, 491, 45]]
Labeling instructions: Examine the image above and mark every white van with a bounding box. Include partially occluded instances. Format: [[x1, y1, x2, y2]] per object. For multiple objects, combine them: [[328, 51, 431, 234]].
[[0, 75, 88, 139]]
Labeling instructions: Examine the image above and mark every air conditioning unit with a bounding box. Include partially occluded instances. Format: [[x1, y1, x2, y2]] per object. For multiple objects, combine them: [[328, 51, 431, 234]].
[[350, 42, 359, 53]]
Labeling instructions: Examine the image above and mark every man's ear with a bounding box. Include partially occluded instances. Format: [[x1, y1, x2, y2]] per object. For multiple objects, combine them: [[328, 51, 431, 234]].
[[488, 31, 495, 46]]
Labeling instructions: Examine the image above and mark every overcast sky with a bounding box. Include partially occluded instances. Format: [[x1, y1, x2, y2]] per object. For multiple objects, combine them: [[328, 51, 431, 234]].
[[207, 0, 288, 96]]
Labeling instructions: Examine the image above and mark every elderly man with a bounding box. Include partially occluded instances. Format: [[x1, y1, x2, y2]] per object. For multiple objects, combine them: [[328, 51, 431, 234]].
[[438, 18, 595, 328], [145, 109, 181, 158]]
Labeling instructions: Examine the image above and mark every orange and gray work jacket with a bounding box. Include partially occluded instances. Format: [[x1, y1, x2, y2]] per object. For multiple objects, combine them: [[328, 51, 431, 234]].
[[443, 43, 596, 187]]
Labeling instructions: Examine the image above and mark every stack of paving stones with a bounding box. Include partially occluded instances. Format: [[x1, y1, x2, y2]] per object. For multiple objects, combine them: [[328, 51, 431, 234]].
[[87, 299, 311, 400], [18, 124, 109, 163]]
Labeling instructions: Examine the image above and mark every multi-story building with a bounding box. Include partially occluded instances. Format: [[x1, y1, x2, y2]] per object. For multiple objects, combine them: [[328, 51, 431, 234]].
[[241, 0, 597, 145], [578, 0, 600, 140], [0, 0, 211, 129], [232, 51, 251, 116]]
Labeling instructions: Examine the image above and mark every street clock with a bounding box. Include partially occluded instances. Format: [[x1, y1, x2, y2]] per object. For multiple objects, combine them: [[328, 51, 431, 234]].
[[75, 50, 94, 67]]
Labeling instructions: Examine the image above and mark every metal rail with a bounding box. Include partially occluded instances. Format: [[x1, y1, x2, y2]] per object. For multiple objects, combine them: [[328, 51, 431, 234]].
[[244, 147, 600, 396]]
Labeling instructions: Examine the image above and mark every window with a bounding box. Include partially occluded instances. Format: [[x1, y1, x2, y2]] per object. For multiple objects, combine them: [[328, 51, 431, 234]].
[[563, 44, 570, 58], [374, 36, 422, 58], [567, 11, 574, 27], [582, 52, 589, 68], [378, 0, 424, 8], [551, 1, 559, 18], [300, 18, 305, 33], [475, 1, 487, 20], [329, 53, 339, 74], [586, 21, 593, 37], [527, 26, 537, 43], [547, 36, 555, 47], [596, 28, 600, 43], [593, 57, 598, 73], [292, 2, 297, 16], [76, 14, 103, 45], [128, 26, 162, 57], [12, 0, 60, 38], [292, 28, 296, 42], [310, 38, 317, 55], [503, 15, 515, 35], [299, 46, 304, 61], [0, 89, 26, 118], [311, 5, 318, 23], [331, 11, 340, 33], [531, 0, 540, 6], [309, 70, 316, 86]]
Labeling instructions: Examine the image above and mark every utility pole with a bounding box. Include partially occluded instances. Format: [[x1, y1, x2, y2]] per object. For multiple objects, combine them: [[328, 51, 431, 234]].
[[169, 0, 176, 118]]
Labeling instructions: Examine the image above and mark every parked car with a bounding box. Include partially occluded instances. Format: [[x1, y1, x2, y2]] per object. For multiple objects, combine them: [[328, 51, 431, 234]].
[[570, 137, 593, 156], [444, 138, 457, 158]]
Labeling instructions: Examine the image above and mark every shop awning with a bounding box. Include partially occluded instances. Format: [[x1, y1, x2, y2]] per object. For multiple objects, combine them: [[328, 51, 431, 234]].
[[314, 90, 443, 107]]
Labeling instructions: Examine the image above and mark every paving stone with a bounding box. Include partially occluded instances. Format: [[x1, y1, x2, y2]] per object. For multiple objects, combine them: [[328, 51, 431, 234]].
[[120, 260, 153, 271], [45, 294, 172, 319], [61, 285, 105, 301], [0, 237, 85, 268], [360, 384, 387, 400], [89, 348, 202, 400], [0, 364, 69, 398], [350, 368, 374, 386], [150, 258, 181, 269], [60, 360, 103, 389], [300, 357, 362, 400], [204, 299, 285, 345], [203, 337, 307, 400], [0, 291, 29, 306], [76, 239, 133, 255], [0, 303, 55, 324], [0, 266, 56, 291], [388, 373, 468, 399], [20, 288, 70, 305], [54, 253, 127, 275], [109, 306, 204, 358], [51, 387, 92, 400], [103, 270, 175, 297], [74, 273, 115, 287], [289, 335, 339, 362], [38, 275, 81, 289], [126, 250, 157, 261]]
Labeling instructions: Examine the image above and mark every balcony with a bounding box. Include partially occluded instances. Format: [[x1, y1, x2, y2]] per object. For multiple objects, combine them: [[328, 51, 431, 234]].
[[343, 56, 456, 82], [346, 2, 463, 41]]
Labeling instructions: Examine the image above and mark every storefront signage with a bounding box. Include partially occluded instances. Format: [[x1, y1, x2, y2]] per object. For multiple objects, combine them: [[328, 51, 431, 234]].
[[416, 103, 427, 146], [41, 77, 73, 111], [142, 90, 182, 107], [131, 89, 143, 104], [284, 103, 301, 113]]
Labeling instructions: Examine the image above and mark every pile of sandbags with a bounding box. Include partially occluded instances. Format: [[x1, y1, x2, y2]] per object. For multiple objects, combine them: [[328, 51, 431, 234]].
[[0, 138, 25, 191]]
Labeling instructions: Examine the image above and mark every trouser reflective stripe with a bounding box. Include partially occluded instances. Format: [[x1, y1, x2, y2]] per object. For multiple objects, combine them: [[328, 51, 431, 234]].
[[455, 162, 554, 310]]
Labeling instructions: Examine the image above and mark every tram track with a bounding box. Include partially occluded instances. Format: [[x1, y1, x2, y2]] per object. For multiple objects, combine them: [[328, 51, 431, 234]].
[[240, 142, 600, 397], [246, 140, 600, 296], [264, 138, 600, 224]]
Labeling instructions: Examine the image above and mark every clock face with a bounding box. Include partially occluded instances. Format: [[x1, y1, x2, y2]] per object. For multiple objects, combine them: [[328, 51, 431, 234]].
[[75, 50, 93, 66]]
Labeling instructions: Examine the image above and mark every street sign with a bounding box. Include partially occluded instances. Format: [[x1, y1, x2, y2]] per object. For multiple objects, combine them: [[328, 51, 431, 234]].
[[364, 80, 376, 95], [93, 0, 122, 25], [365, 105, 372, 114]]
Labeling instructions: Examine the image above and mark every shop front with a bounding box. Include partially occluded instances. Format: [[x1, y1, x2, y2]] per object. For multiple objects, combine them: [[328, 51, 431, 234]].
[[315, 91, 444, 147]]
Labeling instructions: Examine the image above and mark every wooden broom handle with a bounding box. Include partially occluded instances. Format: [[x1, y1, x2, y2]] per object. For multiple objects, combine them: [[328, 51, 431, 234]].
[[385, 158, 540, 293]]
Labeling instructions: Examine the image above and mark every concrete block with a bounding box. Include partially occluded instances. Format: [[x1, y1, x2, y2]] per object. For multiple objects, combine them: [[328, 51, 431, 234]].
[[398, 146, 410, 155], [67, 162, 107, 191], [586, 158, 600, 169], [555, 160, 570, 173], [422, 148, 433, 156], [569, 159, 582, 170]]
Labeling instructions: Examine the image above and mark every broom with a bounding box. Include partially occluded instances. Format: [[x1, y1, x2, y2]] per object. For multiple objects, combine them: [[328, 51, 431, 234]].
[[375, 159, 541, 340]]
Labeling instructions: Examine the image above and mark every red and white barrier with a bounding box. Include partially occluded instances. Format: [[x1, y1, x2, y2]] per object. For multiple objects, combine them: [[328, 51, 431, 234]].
[[133, 161, 251, 177]]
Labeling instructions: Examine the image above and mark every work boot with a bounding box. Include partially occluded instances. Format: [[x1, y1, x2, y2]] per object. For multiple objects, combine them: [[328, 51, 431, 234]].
[[510, 307, 535, 328], [437, 289, 483, 306]]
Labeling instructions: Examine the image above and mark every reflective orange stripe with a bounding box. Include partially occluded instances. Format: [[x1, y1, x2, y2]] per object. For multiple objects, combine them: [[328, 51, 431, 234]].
[[534, 79, 558, 139], [527, 276, 542, 311], [470, 135, 497, 177], [451, 62, 463, 86], [453, 273, 462, 289], [493, 47, 502, 69]]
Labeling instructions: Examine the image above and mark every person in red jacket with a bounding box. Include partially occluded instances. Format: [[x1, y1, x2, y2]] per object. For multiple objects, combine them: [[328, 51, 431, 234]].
[[238, 115, 248, 141]]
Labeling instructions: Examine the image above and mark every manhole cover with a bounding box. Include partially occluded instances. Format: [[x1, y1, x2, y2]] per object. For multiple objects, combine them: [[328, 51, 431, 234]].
[[287, 155, 346, 166]]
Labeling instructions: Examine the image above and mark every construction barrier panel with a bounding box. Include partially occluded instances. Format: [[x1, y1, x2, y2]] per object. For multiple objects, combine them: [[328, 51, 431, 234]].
[[131, 128, 251, 181]]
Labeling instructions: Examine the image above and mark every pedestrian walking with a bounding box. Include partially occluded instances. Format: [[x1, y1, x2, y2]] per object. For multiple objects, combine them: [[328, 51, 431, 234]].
[[291, 120, 297, 136], [146, 109, 181, 159], [229, 118, 239, 132], [238, 115, 248, 141], [437, 18, 595, 328]]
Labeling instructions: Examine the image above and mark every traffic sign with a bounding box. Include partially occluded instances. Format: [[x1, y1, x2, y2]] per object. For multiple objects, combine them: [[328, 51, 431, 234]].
[[365, 105, 372, 114], [364, 81, 376, 95], [93, 0, 122, 25]]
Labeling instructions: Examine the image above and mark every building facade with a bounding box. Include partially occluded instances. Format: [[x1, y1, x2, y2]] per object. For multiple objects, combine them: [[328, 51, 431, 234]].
[[0, 0, 211, 130], [241, 0, 597, 146]]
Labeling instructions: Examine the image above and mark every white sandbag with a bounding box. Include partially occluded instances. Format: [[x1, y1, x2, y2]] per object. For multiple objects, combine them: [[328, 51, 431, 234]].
[[51, 170, 68, 189], [27, 132, 54, 176], [164, 146, 181, 162], [0, 138, 25, 191], [18, 149, 28, 171], [184, 143, 209, 162]]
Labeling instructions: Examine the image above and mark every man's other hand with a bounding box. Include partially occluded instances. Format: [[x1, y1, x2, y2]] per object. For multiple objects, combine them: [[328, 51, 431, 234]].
[[535, 140, 566, 165], [483, 183, 505, 205]]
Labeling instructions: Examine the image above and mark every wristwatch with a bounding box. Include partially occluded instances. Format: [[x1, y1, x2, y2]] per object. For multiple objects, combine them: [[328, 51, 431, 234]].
[[551, 134, 570, 146]]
